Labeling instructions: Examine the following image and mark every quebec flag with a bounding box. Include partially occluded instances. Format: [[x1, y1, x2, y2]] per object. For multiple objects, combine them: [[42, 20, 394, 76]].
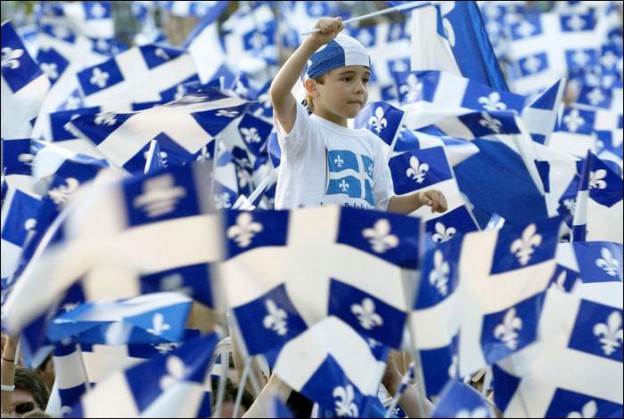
[[1, 20, 51, 139], [68, 332, 220, 418], [67, 87, 248, 173], [273, 316, 386, 418], [412, 216, 563, 380], [76, 43, 201, 107], [1, 162, 223, 335], [410, 2, 508, 91], [572, 151, 623, 244], [220, 205, 421, 362], [493, 289, 623, 418]]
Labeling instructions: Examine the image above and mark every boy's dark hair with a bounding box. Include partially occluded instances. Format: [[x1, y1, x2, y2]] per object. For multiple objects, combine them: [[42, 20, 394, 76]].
[[14, 366, 50, 411]]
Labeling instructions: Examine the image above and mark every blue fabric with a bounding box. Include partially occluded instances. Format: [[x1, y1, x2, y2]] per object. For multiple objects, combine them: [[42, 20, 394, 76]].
[[306, 35, 371, 79]]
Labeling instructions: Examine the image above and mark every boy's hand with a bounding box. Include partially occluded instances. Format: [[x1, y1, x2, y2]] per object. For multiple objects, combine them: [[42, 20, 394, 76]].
[[307, 17, 345, 48], [420, 190, 448, 213]]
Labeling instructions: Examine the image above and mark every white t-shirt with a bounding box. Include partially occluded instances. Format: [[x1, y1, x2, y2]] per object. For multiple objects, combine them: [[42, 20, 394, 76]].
[[275, 102, 395, 210]]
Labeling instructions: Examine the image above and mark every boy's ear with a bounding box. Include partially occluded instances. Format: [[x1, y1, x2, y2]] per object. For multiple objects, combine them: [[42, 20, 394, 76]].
[[304, 78, 319, 97]]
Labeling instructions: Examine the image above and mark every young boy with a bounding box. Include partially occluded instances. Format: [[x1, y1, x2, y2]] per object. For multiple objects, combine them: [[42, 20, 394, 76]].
[[270, 17, 447, 214]]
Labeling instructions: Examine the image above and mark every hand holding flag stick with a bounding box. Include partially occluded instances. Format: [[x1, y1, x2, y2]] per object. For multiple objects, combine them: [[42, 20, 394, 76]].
[[301, 1, 433, 36]]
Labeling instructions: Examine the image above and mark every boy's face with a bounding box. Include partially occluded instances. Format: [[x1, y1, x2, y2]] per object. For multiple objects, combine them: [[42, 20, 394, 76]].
[[311, 65, 371, 122]]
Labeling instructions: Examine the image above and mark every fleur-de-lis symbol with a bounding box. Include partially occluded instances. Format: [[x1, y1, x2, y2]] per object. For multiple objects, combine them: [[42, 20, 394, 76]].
[[333, 385, 358, 417], [47, 178, 80, 206], [456, 407, 491, 418], [214, 192, 232, 209], [429, 250, 450, 296], [478, 92, 507, 111], [216, 109, 239, 118], [258, 92, 271, 109], [153, 342, 180, 355], [595, 247, 621, 277], [24, 218, 36, 232], [1, 47, 24, 69], [64, 94, 82, 111], [89, 67, 109, 88], [195, 146, 210, 162], [154, 48, 170, 60], [516, 21, 535, 38], [241, 127, 261, 143], [89, 2, 107, 18], [522, 55, 542, 74], [174, 84, 185, 100], [334, 155, 344, 168], [367, 163, 374, 178], [479, 112, 502, 133], [41, 62, 59, 80], [362, 219, 399, 253], [159, 274, 193, 296], [233, 79, 249, 97], [338, 179, 349, 192], [367, 338, 381, 349], [432, 222, 456, 243], [237, 168, 250, 188], [567, 400, 597, 418], [563, 109, 585, 132], [94, 38, 110, 52], [227, 212, 263, 247], [399, 74, 423, 103], [94, 112, 117, 126], [351, 298, 383, 329], [589, 170, 607, 189], [133, 174, 187, 218], [586, 88, 605, 106], [52, 26, 71, 40], [493, 308, 523, 350], [249, 31, 268, 50], [147, 313, 171, 336], [17, 153, 34, 165], [159, 355, 185, 390], [405, 156, 429, 183], [262, 299, 288, 335], [571, 50, 590, 67], [62, 302, 80, 312], [368, 107, 388, 133], [567, 14, 586, 31], [510, 223, 542, 265], [593, 311, 623, 356]]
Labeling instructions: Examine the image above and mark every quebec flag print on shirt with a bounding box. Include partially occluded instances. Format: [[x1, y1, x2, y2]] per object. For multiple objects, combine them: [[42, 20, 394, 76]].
[[325, 149, 375, 208]]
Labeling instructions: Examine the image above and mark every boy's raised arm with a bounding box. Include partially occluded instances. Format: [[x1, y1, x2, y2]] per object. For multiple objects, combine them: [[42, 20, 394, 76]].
[[269, 17, 344, 133]]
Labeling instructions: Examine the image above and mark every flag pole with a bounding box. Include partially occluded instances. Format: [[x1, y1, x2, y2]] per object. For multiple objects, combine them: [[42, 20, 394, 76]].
[[301, 1, 432, 36], [395, 219, 432, 418], [232, 357, 252, 418]]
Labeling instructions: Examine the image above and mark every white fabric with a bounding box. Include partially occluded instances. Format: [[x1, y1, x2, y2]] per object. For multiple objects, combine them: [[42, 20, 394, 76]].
[[275, 102, 395, 210]]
